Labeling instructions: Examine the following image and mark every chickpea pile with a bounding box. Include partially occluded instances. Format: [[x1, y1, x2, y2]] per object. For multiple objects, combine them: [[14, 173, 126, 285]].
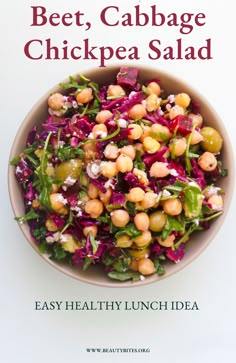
[[14, 67, 226, 282]]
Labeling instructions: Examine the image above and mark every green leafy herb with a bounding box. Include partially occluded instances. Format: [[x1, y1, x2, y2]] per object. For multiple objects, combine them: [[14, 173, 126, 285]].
[[107, 270, 141, 282], [97, 215, 111, 224], [10, 156, 21, 166], [153, 258, 166, 276], [183, 185, 203, 218], [149, 131, 168, 142], [53, 244, 67, 260], [59, 75, 85, 91], [161, 216, 184, 241], [89, 233, 98, 254], [125, 201, 136, 216], [15, 208, 39, 224], [56, 145, 84, 161], [83, 257, 94, 271], [133, 149, 145, 170], [38, 240, 51, 254], [114, 223, 141, 239], [33, 226, 47, 241]]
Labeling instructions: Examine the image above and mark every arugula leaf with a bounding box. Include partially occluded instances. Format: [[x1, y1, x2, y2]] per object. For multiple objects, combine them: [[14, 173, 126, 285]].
[[125, 201, 136, 216], [133, 149, 145, 170], [161, 216, 184, 241], [10, 156, 21, 166], [183, 185, 203, 218], [153, 258, 166, 276], [33, 226, 47, 241], [15, 208, 39, 224], [114, 223, 141, 239], [59, 75, 85, 91], [83, 257, 94, 271], [56, 145, 84, 161], [89, 233, 98, 254], [38, 240, 51, 254], [107, 270, 141, 282], [53, 244, 67, 260], [97, 215, 111, 224]]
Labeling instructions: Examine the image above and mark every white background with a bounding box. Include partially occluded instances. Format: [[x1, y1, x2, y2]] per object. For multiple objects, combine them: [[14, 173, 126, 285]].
[[1, 1, 236, 362]]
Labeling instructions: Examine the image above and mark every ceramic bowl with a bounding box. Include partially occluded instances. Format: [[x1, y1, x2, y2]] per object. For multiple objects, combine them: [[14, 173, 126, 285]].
[[8, 65, 234, 287]]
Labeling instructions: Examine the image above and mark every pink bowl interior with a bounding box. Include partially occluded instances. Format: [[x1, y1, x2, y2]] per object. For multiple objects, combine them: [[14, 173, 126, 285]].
[[8, 65, 235, 287]]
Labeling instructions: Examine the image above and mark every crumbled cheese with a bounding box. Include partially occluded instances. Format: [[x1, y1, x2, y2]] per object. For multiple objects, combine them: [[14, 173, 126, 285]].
[[206, 186, 221, 196], [193, 218, 199, 226], [71, 204, 83, 217], [46, 232, 60, 244], [169, 169, 179, 177], [55, 194, 68, 205], [64, 176, 76, 186], [188, 181, 200, 188], [162, 190, 171, 197], [96, 131, 107, 138], [60, 234, 69, 243], [118, 118, 128, 128], [88, 132, 94, 139], [140, 275, 145, 281], [168, 94, 175, 103], [104, 178, 115, 189], [165, 103, 171, 111], [158, 108, 164, 116], [15, 166, 22, 174], [129, 91, 137, 99], [91, 163, 101, 176]]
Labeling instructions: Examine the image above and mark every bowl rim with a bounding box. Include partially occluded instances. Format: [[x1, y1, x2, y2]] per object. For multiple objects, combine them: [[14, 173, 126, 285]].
[[7, 63, 235, 288]]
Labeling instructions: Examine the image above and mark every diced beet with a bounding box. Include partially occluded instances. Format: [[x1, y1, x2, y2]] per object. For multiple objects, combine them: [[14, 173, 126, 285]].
[[15, 158, 33, 183], [170, 115, 193, 135], [117, 67, 139, 88]]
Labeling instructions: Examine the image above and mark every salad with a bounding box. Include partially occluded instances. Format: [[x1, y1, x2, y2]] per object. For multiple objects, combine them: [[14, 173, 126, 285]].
[[11, 66, 227, 282]]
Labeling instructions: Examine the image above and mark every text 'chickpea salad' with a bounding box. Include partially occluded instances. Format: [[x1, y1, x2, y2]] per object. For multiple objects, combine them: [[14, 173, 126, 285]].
[[11, 67, 227, 282]]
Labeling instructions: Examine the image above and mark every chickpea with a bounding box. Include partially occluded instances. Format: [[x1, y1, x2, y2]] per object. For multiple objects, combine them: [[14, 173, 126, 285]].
[[146, 81, 161, 96], [32, 199, 41, 209], [92, 124, 108, 139], [186, 130, 203, 145], [134, 231, 152, 247], [128, 187, 145, 203], [140, 192, 158, 209], [50, 193, 68, 215], [130, 259, 139, 271], [83, 225, 98, 237], [120, 145, 136, 160], [133, 168, 149, 186], [111, 209, 130, 227], [82, 142, 97, 160], [116, 154, 133, 173], [143, 136, 161, 154], [104, 143, 119, 160], [95, 110, 113, 124], [48, 93, 64, 110], [128, 247, 150, 259], [208, 194, 223, 211], [134, 212, 150, 231], [88, 183, 99, 199], [150, 123, 171, 142], [107, 84, 125, 98], [51, 183, 60, 193], [157, 234, 175, 248], [128, 123, 143, 140], [162, 198, 182, 216], [128, 104, 147, 120], [99, 188, 112, 205], [45, 218, 59, 232], [188, 113, 203, 128], [175, 93, 191, 109], [139, 125, 151, 142], [149, 211, 167, 232], [150, 162, 170, 178], [138, 258, 156, 275], [169, 137, 187, 157], [84, 199, 104, 218], [116, 235, 133, 248], [169, 105, 185, 120], [75, 87, 93, 104], [100, 161, 118, 178], [198, 152, 217, 171], [146, 94, 161, 112]]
